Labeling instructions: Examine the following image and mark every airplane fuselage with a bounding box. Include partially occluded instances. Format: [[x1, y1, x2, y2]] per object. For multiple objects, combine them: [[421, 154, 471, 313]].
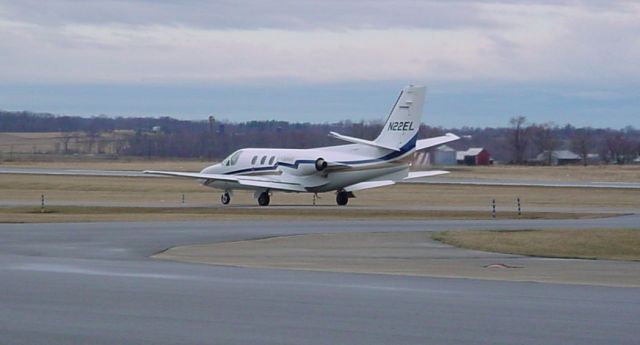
[[200, 141, 415, 193]]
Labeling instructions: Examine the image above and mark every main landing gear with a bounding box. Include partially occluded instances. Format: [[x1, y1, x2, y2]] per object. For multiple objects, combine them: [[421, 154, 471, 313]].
[[221, 192, 231, 205], [257, 192, 270, 206], [336, 191, 353, 206], [221, 191, 270, 206]]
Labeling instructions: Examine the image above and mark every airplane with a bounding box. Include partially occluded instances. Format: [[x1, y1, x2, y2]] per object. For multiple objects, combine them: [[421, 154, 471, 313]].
[[144, 85, 459, 206]]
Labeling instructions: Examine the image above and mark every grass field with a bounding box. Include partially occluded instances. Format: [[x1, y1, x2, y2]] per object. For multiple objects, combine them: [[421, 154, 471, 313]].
[[154, 230, 640, 286], [0, 131, 134, 156], [0, 160, 638, 222], [0, 172, 638, 207], [433, 229, 640, 261], [0, 205, 609, 223]]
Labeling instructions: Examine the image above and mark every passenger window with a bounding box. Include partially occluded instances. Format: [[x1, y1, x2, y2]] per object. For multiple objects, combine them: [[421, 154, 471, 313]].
[[260, 156, 267, 165], [268, 156, 275, 165], [251, 156, 258, 165]]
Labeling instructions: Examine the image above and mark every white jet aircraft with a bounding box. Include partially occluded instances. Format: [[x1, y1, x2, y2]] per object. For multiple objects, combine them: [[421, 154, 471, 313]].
[[144, 85, 459, 206]]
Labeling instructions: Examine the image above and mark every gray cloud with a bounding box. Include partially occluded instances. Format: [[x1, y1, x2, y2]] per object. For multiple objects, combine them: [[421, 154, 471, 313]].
[[5, 0, 634, 30], [0, 0, 512, 30], [0, 0, 638, 85]]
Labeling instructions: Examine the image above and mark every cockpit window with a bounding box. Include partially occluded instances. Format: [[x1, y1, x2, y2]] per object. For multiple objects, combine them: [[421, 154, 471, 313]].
[[224, 150, 242, 166]]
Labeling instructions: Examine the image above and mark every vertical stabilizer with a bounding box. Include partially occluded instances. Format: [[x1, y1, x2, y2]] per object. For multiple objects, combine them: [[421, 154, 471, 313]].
[[374, 85, 425, 150]]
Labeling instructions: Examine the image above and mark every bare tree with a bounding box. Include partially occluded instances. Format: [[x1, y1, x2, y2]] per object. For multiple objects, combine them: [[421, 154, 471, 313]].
[[571, 128, 592, 166], [605, 132, 635, 164], [531, 123, 558, 165], [508, 116, 529, 164], [60, 133, 73, 154]]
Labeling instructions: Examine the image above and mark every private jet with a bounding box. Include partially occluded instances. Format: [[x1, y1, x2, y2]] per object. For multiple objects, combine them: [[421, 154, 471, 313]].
[[144, 85, 459, 206]]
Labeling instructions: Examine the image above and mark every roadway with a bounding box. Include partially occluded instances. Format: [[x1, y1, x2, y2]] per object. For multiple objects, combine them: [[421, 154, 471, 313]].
[[1, 218, 639, 344]]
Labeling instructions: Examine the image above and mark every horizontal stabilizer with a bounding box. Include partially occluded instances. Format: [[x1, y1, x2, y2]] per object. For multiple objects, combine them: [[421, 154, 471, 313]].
[[344, 180, 396, 192], [329, 131, 400, 151], [415, 133, 460, 151], [404, 170, 450, 180]]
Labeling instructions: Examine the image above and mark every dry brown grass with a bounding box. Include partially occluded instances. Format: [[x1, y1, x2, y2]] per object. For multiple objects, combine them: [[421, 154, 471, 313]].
[[0, 131, 140, 157], [0, 132, 65, 153], [441, 165, 640, 182], [155, 230, 640, 286], [433, 229, 640, 261], [0, 205, 605, 223], [0, 160, 638, 223], [358, 183, 640, 209], [1, 173, 638, 209]]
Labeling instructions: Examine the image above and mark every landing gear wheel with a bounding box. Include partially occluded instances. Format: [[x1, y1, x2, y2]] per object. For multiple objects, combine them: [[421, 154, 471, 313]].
[[336, 191, 349, 206], [221, 192, 231, 205], [258, 192, 270, 206]]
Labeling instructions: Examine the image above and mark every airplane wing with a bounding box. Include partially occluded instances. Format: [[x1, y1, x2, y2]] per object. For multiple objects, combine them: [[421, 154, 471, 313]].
[[415, 133, 459, 151], [236, 179, 307, 192], [143, 170, 306, 192], [343, 170, 451, 192], [144, 170, 238, 181], [343, 180, 396, 192]]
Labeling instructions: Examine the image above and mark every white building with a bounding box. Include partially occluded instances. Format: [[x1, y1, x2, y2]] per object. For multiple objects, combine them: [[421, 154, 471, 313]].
[[413, 145, 457, 168]]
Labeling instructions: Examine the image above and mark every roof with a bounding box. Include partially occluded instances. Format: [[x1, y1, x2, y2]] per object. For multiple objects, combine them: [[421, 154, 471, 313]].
[[456, 147, 487, 160], [465, 148, 485, 156], [553, 150, 581, 160], [435, 145, 455, 152], [536, 150, 581, 161]]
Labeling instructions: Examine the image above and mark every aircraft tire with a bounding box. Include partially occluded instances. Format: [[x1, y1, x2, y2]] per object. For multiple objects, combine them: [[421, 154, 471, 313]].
[[258, 192, 270, 206], [336, 191, 349, 206], [221, 192, 231, 205]]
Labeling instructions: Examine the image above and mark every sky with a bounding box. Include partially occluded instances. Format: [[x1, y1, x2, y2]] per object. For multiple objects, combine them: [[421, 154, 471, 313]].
[[0, 0, 639, 128]]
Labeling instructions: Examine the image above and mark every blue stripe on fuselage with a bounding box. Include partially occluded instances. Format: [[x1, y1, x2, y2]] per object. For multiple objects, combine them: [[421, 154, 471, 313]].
[[224, 133, 417, 175]]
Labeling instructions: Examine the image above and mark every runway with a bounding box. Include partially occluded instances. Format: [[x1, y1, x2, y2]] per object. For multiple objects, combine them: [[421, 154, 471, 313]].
[[2, 166, 640, 189], [1, 218, 639, 344]]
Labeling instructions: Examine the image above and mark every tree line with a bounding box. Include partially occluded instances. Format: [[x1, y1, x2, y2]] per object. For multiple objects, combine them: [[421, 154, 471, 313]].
[[1, 110, 638, 164]]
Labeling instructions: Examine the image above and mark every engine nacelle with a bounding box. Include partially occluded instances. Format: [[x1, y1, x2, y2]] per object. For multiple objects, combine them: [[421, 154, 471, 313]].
[[315, 158, 328, 171], [284, 157, 328, 176]]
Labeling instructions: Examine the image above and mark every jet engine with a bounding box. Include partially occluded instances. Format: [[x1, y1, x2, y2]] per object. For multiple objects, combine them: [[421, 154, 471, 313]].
[[285, 157, 329, 176], [315, 158, 328, 171]]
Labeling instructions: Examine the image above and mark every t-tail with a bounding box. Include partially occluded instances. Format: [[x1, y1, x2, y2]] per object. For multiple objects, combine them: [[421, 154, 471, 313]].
[[373, 85, 425, 151], [327, 85, 426, 152]]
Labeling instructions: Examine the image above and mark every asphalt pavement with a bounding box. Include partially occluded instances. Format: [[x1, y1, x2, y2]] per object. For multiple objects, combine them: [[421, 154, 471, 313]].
[[1, 219, 639, 344]]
